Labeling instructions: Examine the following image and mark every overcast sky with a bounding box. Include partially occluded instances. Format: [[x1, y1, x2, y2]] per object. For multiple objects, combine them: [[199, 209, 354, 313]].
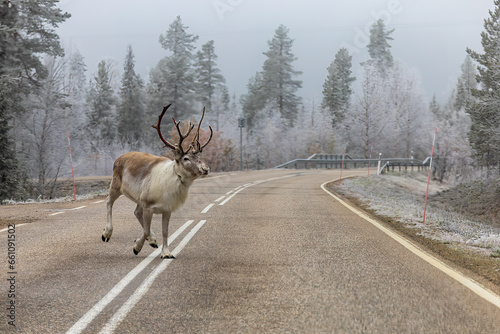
[[57, 0, 495, 105]]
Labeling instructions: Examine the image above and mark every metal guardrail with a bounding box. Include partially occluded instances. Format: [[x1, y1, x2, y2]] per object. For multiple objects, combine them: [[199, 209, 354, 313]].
[[276, 154, 430, 173]]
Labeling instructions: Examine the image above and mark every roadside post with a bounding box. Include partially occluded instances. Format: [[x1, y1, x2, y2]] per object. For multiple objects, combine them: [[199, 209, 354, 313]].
[[238, 117, 246, 171], [339, 142, 347, 185], [423, 128, 437, 224], [377, 153, 382, 175], [67, 132, 76, 201]]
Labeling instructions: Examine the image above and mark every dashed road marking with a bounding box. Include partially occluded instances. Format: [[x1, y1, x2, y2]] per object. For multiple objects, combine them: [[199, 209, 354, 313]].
[[201, 203, 214, 214], [97, 220, 207, 334], [65, 219, 195, 334]]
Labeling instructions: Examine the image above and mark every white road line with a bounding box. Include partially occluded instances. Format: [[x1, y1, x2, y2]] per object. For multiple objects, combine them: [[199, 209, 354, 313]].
[[0, 223, 26, 233], [98, 220, 207, 334], [50, 212, 64, 216], [201, 203, 214, 214], [93, 200, 105, 204], [65, 220, 195, 334], [214, 195, 226, 202], [73, 206, 87, 210], [219, 175, 296, 206], [320, 180, 500, 310], [219, 185, 250, 206]]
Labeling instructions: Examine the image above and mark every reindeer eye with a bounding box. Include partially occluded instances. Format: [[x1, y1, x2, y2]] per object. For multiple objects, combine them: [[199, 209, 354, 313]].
[[183, 157, 190, 162]]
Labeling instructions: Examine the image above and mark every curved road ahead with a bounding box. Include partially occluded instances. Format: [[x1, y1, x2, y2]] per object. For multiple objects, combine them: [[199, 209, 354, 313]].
[[2, 169, 500, 333]]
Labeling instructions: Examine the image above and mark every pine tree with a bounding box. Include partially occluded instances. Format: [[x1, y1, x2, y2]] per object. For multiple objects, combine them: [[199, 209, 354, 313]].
[[367, 19, 394, 70], [454, 55, 477, 111], [148, 16, 198, 122], [194, 40, 226, 111], [87, 60, 117, 151], [261, 24, 303, 126], [241, 72, 266, 130], [466, 1, 500, 170], [322, 47, 355, 126], [117, 45, 145, 147], [0, 0, 70, 201]]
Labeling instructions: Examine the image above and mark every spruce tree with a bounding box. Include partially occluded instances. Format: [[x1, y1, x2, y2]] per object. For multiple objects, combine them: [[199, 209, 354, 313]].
[[466, 0, 500, 170], [261, 24, 302, 126], [322, 47, 355, 126], [148, 16, 198, 122], [241, 72, 266, 130], [454, 55, 477, 111], [117, 45, 145, 147], [87, 60, 117, 151], [367, 19, 394, 70], [194, 40, 226, 111]]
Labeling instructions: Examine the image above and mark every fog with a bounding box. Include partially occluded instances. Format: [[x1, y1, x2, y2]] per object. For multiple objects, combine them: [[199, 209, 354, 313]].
[[57, 0, 494, 103]]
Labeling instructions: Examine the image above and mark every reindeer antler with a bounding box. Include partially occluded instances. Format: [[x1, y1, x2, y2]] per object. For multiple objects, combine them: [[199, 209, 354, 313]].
[[192, 106, 213, 153], [152, 104, 194, 155]]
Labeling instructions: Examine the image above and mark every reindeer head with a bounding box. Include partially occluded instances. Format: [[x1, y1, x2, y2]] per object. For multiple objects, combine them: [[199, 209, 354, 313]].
[[152, 104, 213, 179]]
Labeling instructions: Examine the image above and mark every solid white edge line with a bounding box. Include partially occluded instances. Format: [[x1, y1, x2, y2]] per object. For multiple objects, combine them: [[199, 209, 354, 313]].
[[73, 206, 87, 210], [98, 220, 207, 334], [94, 200, 105, 204], [201, 203, 214, 214], [65, 219, 195, 334], [320, 179, 500, 310]]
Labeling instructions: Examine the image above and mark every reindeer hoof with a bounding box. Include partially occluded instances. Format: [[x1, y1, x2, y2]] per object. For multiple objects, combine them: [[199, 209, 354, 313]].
[[160, 253, 175, 259], [102, 235, 110, 242], [150, 243, 158, 248], [133, 248, 139, 255]]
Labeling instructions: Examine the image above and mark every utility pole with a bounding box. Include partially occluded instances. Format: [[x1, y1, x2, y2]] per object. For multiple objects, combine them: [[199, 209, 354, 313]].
[[238, 117, 246, 170]]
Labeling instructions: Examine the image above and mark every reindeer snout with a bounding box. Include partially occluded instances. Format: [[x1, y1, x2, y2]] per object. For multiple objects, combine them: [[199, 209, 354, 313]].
[[200, 164, 210, 176]]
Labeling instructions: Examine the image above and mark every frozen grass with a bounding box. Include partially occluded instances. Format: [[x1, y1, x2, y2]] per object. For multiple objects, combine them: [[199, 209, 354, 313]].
[[2, 188, 108, 205], [339, 173, 500, 257]]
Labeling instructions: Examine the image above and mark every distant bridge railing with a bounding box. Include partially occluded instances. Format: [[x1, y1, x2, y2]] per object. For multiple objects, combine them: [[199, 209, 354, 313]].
[[276, 153, 429, 173]]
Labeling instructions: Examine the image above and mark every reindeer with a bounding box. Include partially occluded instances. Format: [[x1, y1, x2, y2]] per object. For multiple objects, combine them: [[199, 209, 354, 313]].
[[102, 104, 213, 258]]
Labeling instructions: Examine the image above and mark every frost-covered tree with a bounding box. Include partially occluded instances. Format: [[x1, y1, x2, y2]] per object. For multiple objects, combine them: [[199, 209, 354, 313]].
[[117, 45, 145, 147], [148, 16, 198, 123], [261, 24, 302, 126], [466, 0, 500, 171], [87, 60, 117, 151], [0, 0, 69, 201], [19, 56, 72, 198], [322, 47, 355, 126], [367, 19, 394, 70]]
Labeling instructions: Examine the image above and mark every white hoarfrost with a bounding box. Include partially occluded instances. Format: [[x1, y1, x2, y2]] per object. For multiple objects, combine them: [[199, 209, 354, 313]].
[[339, 173, 500, 257]]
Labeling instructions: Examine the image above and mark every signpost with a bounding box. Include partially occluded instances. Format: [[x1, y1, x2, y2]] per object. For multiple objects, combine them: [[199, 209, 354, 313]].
[[423, 128, 437, 224]]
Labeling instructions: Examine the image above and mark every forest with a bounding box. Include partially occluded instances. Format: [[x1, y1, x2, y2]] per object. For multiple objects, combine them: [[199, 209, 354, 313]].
[[1, 0, 499, 201]]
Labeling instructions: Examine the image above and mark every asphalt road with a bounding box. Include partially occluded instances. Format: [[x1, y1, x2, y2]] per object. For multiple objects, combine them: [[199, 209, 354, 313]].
[[2, 169, 500, 333]]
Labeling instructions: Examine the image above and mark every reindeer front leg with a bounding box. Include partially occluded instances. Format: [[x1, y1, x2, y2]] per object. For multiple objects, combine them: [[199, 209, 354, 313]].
[[133, 208, 153, 255], [160, 211, 174, 259]]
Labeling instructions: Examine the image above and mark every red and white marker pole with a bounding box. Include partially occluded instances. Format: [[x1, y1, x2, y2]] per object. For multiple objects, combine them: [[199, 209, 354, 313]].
[[339, 142, 347, 185], [423, 128, 437, 224], [67, 132, 76, 201]]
